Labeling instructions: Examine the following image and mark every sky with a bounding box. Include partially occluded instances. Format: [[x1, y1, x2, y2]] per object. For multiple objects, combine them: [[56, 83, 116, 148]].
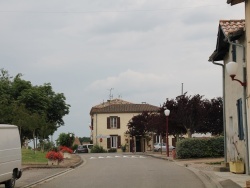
[[0, 1, 245, 140]]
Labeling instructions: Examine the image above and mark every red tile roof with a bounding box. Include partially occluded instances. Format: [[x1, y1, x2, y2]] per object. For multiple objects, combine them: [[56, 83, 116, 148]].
[[219, 20, 245, 38], [90, 99, 159, 114], [208, 19, 245, 61]]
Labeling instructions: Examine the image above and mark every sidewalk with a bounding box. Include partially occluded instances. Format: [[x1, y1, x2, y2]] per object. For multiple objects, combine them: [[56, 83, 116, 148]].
[[144, 151, 250, 188]]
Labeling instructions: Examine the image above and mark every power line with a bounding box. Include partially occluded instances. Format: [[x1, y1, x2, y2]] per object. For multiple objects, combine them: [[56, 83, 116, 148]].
[[0, 4, 225, 14]]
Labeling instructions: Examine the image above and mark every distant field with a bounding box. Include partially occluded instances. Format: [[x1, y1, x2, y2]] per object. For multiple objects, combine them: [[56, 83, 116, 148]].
[[22, 149, 48, 164]]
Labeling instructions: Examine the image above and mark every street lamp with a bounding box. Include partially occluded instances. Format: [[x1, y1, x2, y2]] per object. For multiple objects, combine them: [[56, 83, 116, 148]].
[[164, 109, 170, 157], [226, 61, 247, 86], [69, 133, 73, 148]]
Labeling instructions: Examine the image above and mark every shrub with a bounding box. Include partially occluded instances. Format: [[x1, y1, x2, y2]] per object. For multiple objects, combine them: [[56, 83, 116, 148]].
[[90, 145, 107, 153], [176, 136, 224, 159], [45, 151, 64, 162], [59, 146, 73, 153], [121, 144, 126, 152], [108, 148, 117, 153], [72, 144, 78, 151]]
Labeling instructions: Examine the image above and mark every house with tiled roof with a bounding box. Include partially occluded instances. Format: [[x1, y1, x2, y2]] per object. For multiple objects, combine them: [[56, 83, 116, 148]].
[[209, 19, 249, 171], [89, 99, 159, 152]]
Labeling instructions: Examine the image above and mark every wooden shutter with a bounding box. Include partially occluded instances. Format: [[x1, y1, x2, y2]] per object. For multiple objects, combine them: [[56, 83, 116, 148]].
[[117, 117, 120, 129], [237, 99, 244, 140], [107, 137, 111, 149], [118, 135, 121, 148], [107, 117, 110, 129]]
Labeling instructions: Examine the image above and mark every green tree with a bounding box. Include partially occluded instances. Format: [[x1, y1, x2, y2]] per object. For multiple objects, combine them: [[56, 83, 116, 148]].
[[56, 133, 75, 148], [0, 69, 70, 149]]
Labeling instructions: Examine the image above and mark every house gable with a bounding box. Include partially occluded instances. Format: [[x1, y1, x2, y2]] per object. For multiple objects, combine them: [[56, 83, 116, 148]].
[[209, 20, 245, 62]]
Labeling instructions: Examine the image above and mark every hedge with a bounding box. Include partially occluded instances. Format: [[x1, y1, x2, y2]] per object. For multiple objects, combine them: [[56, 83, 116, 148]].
[[176, 136, 224, 159]]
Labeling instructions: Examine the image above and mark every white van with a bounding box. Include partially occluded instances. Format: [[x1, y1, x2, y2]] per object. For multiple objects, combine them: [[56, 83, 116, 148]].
[[0, 124, 22, 188]]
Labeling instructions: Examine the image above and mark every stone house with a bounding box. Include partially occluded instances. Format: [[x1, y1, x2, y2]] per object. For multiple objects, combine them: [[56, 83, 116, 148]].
[[89, 99, 159, 152]]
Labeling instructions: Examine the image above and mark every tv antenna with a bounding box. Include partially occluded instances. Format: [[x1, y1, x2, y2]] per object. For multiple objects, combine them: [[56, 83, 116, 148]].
[[108, 88, 114, 100]]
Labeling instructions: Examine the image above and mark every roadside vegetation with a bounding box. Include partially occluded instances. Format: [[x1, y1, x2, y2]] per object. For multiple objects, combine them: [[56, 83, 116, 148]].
[[22, 149, 48, 164]]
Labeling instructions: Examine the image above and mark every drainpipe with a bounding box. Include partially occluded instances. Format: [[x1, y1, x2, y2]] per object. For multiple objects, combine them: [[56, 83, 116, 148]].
[[212, 61, 227, 163], [227, 39, 249, 175], [96, 114, 98, 144]]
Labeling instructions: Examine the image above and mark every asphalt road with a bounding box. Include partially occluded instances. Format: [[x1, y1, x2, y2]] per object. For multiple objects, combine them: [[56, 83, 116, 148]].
[[31, 153, 212, 188]]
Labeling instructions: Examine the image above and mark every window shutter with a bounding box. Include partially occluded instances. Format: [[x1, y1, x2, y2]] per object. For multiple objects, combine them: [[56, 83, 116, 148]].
[[237, 99, 244, 140], [117, 117, 120, 129], [107, 137, 111, 149], [118, 135, 121, 148], [107, 117, 110, 129]]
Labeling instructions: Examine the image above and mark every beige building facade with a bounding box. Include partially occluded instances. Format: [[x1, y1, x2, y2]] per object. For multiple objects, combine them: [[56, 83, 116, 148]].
[[209, 19, 249, 172], [89, 99, 159, 152]]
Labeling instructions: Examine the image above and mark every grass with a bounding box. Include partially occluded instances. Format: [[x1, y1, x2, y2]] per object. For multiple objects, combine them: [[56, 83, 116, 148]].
[[205, 161, 223, 165], [22, 149, 48, 164]]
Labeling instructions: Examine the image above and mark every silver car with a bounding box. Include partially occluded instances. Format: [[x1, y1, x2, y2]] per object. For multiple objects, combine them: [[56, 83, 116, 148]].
[[153, 143, 175, 152]]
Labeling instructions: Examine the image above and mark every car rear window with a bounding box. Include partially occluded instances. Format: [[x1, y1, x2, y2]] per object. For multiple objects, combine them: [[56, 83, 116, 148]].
[[78, 145, 87, 149]]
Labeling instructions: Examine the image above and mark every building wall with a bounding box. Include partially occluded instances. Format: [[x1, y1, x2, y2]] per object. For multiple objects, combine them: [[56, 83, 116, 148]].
[[245, 1, 250, 167], [225, 37, 247, 162], [91, 112, 141, 151]]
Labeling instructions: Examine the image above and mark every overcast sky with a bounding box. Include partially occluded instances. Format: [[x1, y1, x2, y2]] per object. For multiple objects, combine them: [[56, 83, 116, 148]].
[[0, 1, 245, 140]]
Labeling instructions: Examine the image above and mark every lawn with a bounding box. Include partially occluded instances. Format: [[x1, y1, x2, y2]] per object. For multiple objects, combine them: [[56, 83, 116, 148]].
[[22, 149, 48, 164]]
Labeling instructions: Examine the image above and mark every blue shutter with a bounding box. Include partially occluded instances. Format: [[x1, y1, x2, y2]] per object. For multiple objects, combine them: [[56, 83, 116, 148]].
[[237, 99, 244, 140]]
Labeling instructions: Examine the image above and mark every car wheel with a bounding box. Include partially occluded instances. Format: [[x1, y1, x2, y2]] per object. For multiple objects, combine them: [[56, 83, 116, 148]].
[[5, 176, 15, 188]]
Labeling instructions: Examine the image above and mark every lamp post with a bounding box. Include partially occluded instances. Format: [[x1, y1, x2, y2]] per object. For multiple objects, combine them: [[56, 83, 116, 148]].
[[69, 133, 72, 148], [164, 109, 170, 157]]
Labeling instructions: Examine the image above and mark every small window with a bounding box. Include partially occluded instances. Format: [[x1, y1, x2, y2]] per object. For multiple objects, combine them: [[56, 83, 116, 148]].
[[237, 98, 244, 140]]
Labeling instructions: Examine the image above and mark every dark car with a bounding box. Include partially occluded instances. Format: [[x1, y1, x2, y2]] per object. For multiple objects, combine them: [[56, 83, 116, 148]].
[[76, 145, 89, 153], [76, 144, 93, 153]]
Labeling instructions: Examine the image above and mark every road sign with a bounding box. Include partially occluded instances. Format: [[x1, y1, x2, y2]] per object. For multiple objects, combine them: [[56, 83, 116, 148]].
[[96, 134, 110, 138]]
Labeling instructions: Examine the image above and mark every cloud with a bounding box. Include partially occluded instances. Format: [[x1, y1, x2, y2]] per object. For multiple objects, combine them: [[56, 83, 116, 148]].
[[0, 0, 244, 140]]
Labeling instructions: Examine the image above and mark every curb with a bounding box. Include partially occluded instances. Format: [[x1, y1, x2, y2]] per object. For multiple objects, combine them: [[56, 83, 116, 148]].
[[22, 155, 83, 170], [21, 168, 73, 188]]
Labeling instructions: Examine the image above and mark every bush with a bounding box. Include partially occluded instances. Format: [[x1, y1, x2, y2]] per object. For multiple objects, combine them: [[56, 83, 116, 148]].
[[108, 148, 117, 153], [45, 151, 64, 162], [72, 144, 78, 151], [59, 146, 73, 153], [90, 145, 107, 153], [176, 136, 224, 159]]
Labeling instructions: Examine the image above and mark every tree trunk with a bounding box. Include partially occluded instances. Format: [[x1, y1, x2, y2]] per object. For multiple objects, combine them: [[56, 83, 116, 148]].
[[187, 129, 192, 138], [33, 130, 36, 154]]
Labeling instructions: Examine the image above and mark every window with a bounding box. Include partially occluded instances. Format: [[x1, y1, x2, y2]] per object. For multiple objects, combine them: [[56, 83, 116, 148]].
[[237, 98, 244, 140], [110, 117, 117, 128], [107, 135, 121, 149], [107, 116, 120, 129], [111, 136, 117, 148]]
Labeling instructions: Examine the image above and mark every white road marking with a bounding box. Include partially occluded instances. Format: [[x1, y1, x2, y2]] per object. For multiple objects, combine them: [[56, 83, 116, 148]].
[[89, 156, 146, 159]]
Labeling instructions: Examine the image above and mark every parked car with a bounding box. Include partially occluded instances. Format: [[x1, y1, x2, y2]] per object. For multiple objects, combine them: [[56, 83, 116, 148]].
[[0, 124, 22, 188], [76, 144, 93, 153], [153, 143, 175, 152]]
